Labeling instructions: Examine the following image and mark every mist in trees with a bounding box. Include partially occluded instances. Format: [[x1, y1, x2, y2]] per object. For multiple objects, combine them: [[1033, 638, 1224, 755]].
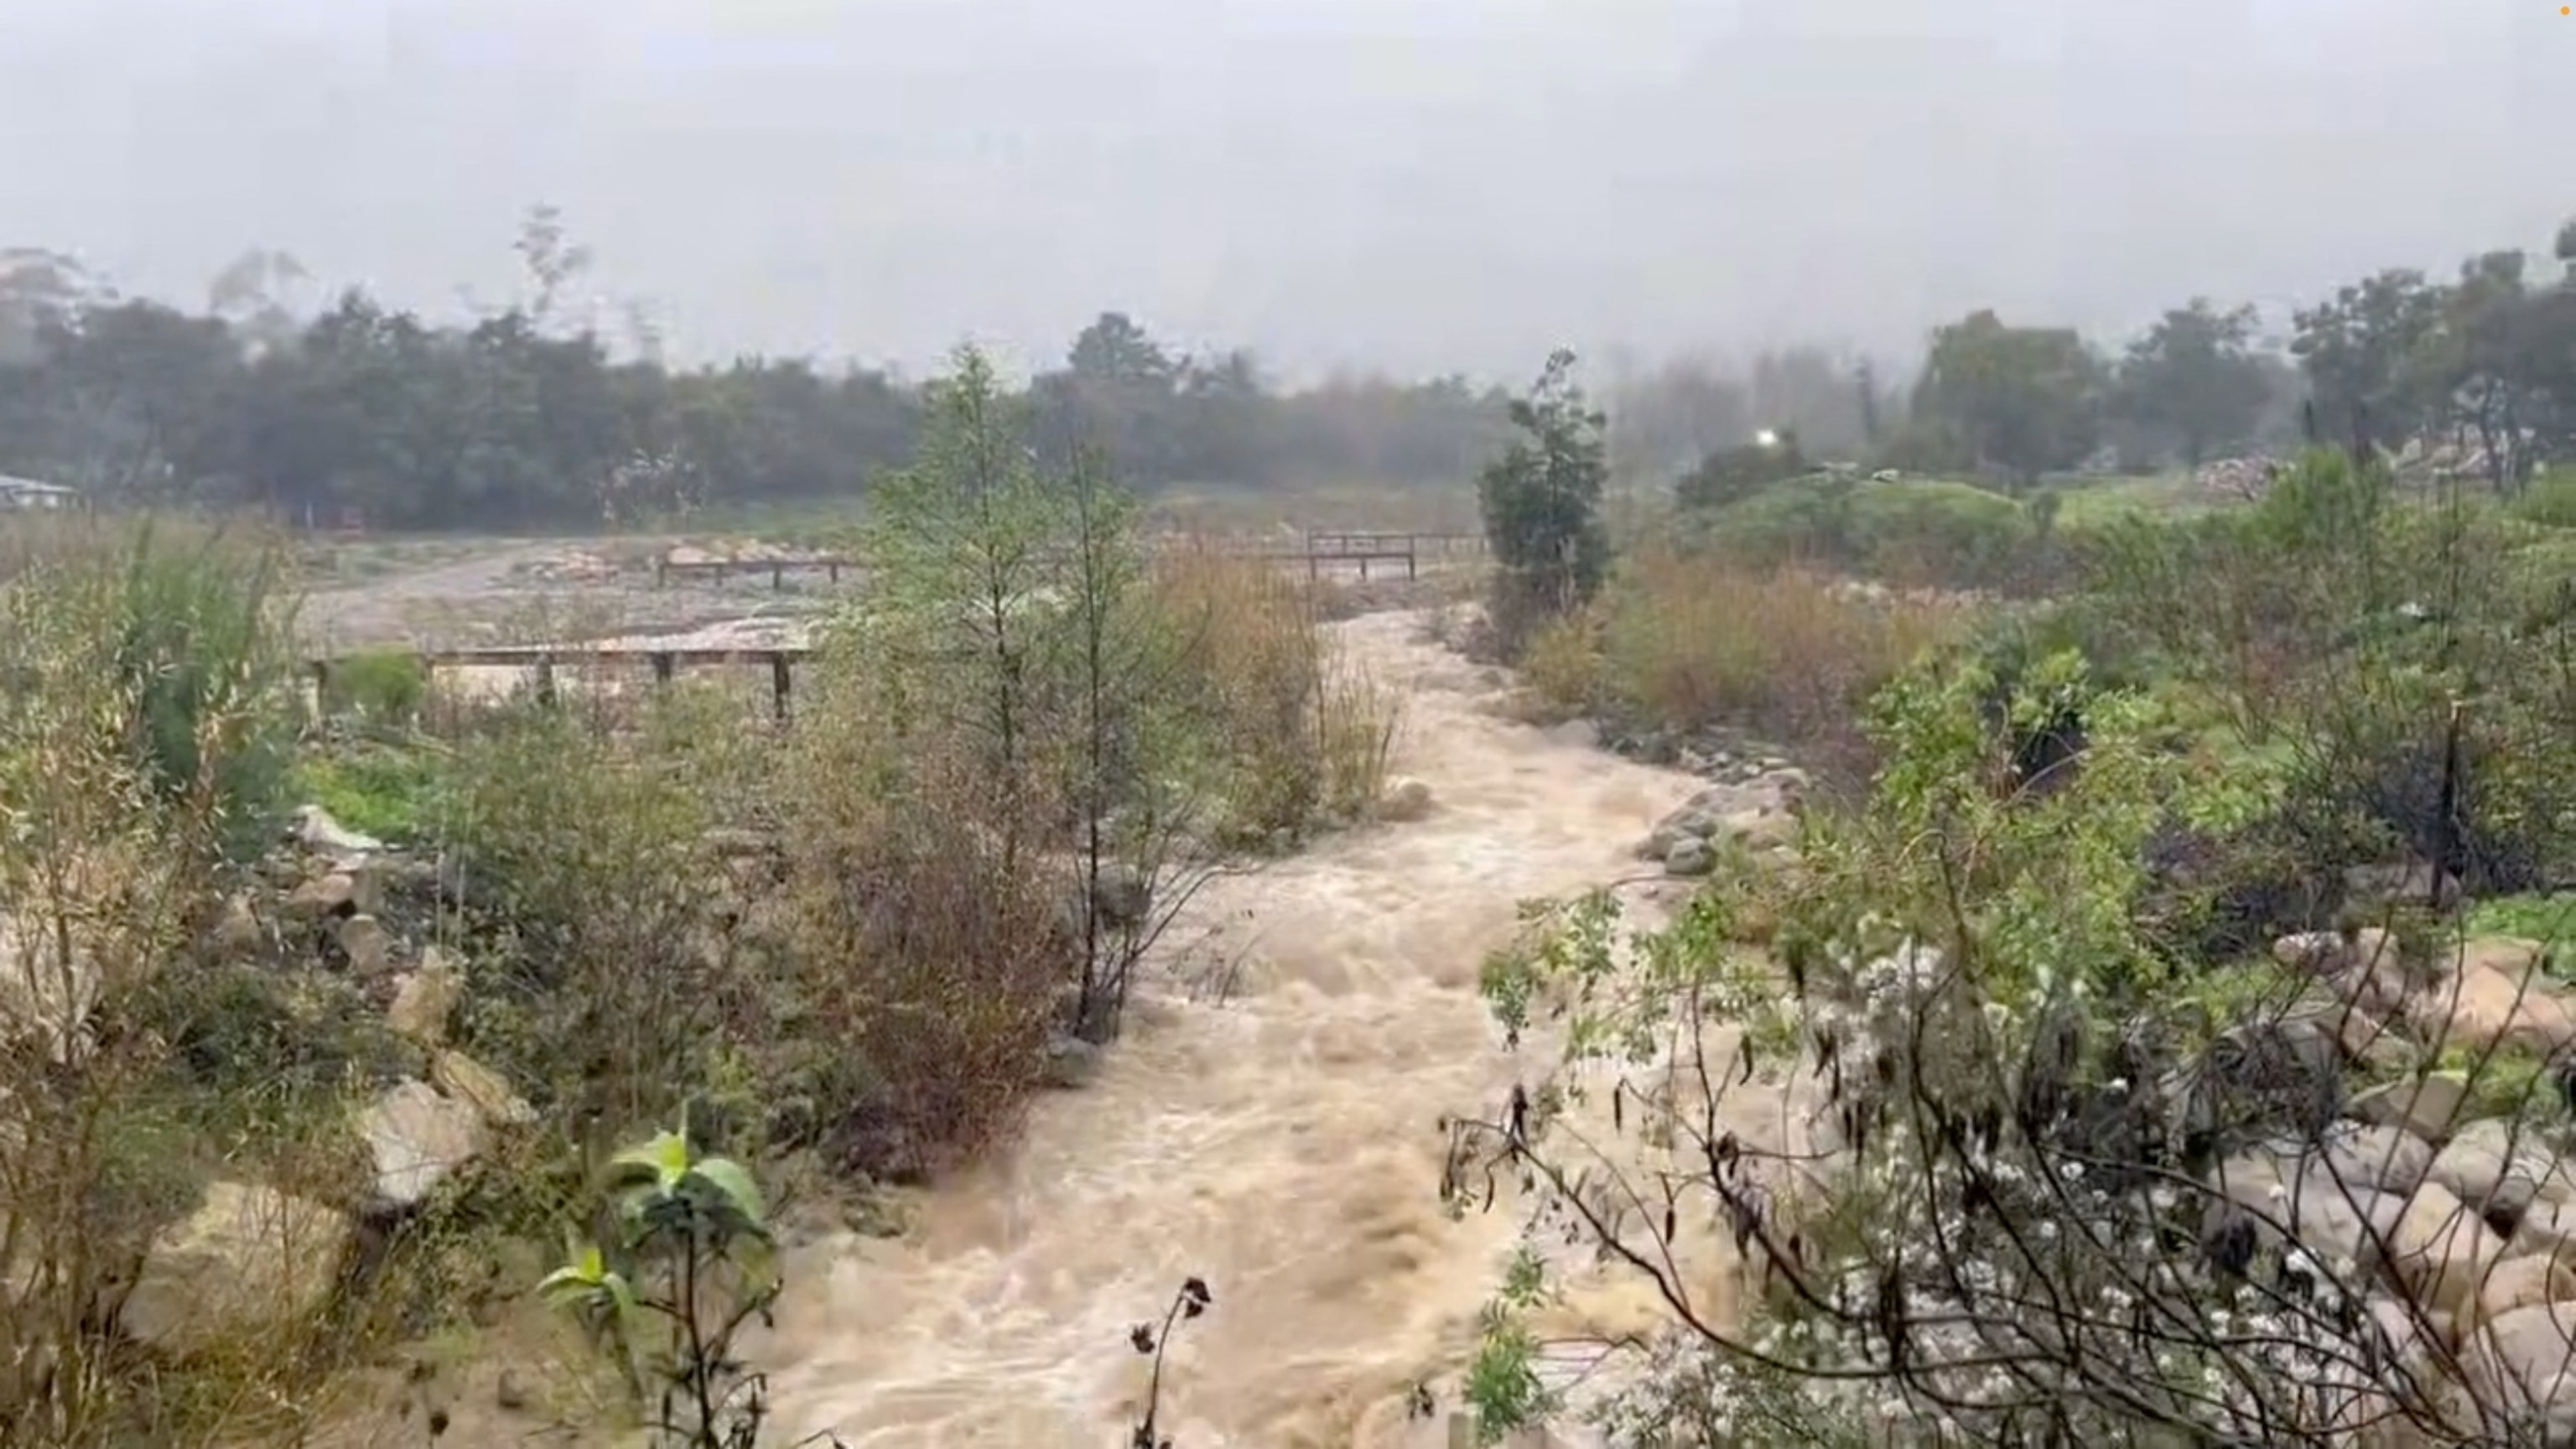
[[0, 216, 1530, 530], [1638, 217, 2576, 498], [7, 199, 2576, 527]]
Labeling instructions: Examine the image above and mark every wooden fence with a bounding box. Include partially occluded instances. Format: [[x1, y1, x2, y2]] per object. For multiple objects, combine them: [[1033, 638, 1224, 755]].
[[652, 554, 854, 589], [648, 530, 1488, 589], [311, 528, 1490, 719], [308, 644, 816, 722], [1290, 530, 1483, 580]]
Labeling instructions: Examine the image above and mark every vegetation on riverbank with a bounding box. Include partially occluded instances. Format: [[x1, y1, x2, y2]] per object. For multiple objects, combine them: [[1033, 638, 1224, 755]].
[[0, 345, 1392, 1447], [1460, 415, 2576, 1441]]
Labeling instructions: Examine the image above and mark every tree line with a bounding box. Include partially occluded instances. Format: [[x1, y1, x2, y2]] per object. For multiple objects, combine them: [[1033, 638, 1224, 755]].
[[1606, 219, 2576, 498], [1894, 219, 2576, 491], [0, 216, 1519, 531], [4, 208, 2573, 528]]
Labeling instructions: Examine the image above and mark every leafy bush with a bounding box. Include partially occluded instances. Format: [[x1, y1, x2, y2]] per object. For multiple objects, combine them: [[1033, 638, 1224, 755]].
[[441, 691, 754, 1132], [1459, 647, 2576, 1443], [318, 647, 428, 724], [2509, 467, 2576, 530], [761, 344, 1397, 1175], [1674, 432, 1810, 511], [1690, 475, 2039, 590], [1147, 548, 1400, 844], [2085, 448, 2576, 894], [2, 516, 299, 861]]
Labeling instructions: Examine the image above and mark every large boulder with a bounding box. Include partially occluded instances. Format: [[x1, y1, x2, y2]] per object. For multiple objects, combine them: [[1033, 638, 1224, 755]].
[[2478, 1254, 2576, 1324], [2470, 1303, 2576, 1440], [431, 1050, 536, 1128], [2377, 1180, 2509, 1324], [335, 913, 395, 977], [2307, 1120, 2435, 1198], [283, 870, 357, 920], [385, 947, 464, 1046], [2428, 1118, 2576, 1228], [2350, 1075, 2475, 1146], [2406, 937, 2576, 1058], [120, 1182, 352, 1358], [2181, 1015, 2347, 1148], [356, 1080, 488, 1209], [293, 803, 385, 857], [2205, 1147, 2390, 1269], [2273, 927, 2410, 1017], [1663, 838, 1714, 878]]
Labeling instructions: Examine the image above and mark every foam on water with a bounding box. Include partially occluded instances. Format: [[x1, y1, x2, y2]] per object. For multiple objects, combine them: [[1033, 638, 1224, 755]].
[[746, 609, 1788, 1446]]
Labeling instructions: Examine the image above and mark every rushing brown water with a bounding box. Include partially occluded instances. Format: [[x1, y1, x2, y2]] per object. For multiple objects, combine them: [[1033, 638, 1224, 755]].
[[744, 609, 1794, 1448]]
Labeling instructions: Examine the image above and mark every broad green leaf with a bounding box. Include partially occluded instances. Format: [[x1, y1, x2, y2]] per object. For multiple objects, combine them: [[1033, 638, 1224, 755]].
[[608, 1128, 692, 1190], [599, 1267, 639, 1328], [538, 1241, 609, 1305], [686, 1155, 766, 1226], [536, 1266, 597, 1305]]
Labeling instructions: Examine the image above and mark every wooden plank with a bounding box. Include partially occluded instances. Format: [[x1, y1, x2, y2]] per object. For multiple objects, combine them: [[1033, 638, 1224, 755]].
[[655, 555, 854, 585], [400, 644, 818, 667]]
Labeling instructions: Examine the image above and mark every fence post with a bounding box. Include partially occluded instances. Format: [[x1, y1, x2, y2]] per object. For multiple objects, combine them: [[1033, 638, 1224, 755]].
[[533, 657, 558, 709], [651, 652, 675, 686], [769, 652, 792, 723], [308, 659, 332, 719]]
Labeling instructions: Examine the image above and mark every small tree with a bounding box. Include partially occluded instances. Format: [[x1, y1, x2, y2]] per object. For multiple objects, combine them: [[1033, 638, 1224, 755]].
[[540, 1121, 807, 1448], [1478, 348, 1611, 657]]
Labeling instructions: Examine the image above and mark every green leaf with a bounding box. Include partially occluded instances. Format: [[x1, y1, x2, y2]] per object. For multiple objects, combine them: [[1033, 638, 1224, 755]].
[[686, 1154, 766, 1226], [608, 1128, 692, 1190], [538, 1242, 614, 1306]]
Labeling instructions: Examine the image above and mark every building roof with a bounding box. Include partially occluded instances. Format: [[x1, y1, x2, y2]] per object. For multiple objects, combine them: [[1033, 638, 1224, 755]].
[[0, 475, 75, 496]]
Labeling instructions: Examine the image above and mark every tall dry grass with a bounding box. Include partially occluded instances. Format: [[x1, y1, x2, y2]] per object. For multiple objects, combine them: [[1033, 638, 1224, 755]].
[[1146, 549, 1401, 843], [0, 516, 383, 1446], [1538, 541, 1964, 776]]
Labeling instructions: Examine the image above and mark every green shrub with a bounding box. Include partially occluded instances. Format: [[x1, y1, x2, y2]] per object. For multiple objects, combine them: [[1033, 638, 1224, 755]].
[[320, 647, 428, 724], [2464, 891, 2576, 945], [1690, 475, 2038, 589], [0, 513, 338, 1445], [2, 517, 301, 861], [1477, 349, 1612, 657], [2511, 468, 2576, 530], [2082, 449, 2576, 895], [1674, 433, 1810, 511], [293, 741, 452, 842]]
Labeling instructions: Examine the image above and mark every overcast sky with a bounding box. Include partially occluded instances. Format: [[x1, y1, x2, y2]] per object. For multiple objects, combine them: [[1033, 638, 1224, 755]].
[[0, 0, 2563, 383]]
